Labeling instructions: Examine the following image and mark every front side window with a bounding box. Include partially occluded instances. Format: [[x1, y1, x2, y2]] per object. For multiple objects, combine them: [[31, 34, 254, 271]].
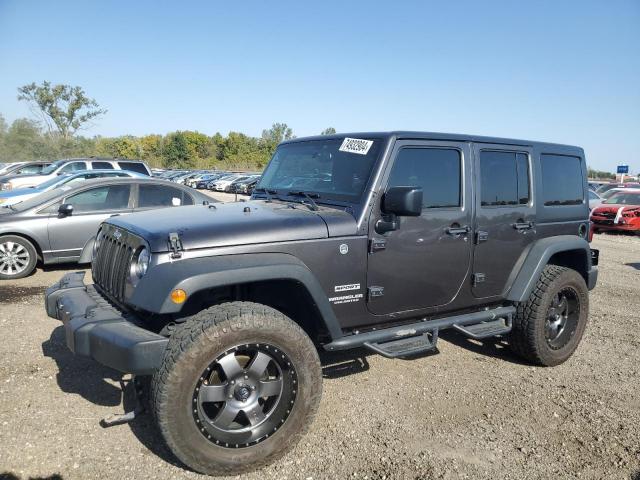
[[480, 151, 530, 206], [59, 162, 87, 173], [387, 147, 461, 208], [540, 154, 583, 206], [64, 185, 131, 212], [138, 184, 192, 207], [257, 138, 383, 203]]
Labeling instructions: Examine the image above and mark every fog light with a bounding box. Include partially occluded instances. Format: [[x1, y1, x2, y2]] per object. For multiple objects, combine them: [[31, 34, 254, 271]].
[[170, 289, 187, 304]]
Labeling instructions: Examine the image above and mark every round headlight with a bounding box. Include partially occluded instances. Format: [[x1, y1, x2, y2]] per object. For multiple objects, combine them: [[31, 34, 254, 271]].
[[134, 247, 150, 278]]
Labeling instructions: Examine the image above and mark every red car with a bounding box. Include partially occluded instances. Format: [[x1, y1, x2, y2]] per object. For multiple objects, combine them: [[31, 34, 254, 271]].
[[590, 188, 640, 235]]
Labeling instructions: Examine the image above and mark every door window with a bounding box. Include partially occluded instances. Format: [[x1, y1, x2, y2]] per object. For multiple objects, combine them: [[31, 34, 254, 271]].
[[387, 148, 461, 208], [480, 151, 530, 206], [138, 184, 193, 208], [16, 164, 43, 174], [64, 185, 131, 212], [91, 161, 114, 169], [59, 162, 87, 173]]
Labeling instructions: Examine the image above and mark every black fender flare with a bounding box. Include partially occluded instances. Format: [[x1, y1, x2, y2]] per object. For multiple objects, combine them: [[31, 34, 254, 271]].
[[78, 236, 96, 264], [506, 235, 592, 302], [128, 252, 343, 340]]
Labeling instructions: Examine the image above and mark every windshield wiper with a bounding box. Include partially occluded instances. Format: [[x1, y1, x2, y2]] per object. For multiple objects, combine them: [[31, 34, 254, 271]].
[[287, 191, 320, 211], [253, 187, 278, 202]]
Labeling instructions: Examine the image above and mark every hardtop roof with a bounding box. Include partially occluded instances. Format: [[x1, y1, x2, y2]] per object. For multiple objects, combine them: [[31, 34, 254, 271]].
[[281, 131, 583, 154]]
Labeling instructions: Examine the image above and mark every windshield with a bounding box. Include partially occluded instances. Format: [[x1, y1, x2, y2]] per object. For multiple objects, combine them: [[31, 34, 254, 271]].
[[256, 137, 382, 203], [603, 192, 640, 205], [7, 188, 64, 212], [37, 174, 74, 189], [41, 160, 65, 175]]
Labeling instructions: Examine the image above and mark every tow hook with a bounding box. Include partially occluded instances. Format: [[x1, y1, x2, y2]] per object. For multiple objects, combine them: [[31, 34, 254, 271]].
[[100, 375, 145, 428]]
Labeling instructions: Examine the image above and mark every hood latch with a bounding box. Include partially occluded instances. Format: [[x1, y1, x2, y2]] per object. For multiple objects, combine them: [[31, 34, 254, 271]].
[[168, 232, 183, 259]]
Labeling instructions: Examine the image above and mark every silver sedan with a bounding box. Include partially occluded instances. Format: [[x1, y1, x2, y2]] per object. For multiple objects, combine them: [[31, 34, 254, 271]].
[[0, 177, 212, 279]]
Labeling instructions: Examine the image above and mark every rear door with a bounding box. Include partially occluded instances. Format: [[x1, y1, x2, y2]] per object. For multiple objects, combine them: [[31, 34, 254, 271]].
[[471, 144, 536, 298], [366, 140, 473, 316]]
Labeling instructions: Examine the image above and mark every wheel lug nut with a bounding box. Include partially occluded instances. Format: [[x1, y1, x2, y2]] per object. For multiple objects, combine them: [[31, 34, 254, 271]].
[[244, 375, 248, 380]]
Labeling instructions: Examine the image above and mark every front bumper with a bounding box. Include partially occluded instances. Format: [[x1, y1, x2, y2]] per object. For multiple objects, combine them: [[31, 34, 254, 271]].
[[45, 272, 168, 374]]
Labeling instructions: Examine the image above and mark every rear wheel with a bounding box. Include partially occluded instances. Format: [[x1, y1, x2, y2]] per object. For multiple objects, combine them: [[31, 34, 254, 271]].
[[0, 235, 37, 280], [151, 301, 322, 475], [510, 265, 589, 366]]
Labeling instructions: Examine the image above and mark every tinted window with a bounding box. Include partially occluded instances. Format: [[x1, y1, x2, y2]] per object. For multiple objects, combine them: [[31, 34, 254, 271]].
[[64, 185, 131, 212], [603, 192, 640, 205], [480, 151, 530, 206], [59, 162, 87, 173], [540, 154, 583, 206], [118, 162, 149, 175], [92, 161, 114, 169], [388, 148, 461, 208], [138, 184, 192, 207]]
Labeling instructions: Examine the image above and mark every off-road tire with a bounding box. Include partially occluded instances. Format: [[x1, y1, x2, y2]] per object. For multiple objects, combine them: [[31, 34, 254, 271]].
[[150, 301, 322, 475], [510, 265, 589, 366], [0, 235, 38, 280]]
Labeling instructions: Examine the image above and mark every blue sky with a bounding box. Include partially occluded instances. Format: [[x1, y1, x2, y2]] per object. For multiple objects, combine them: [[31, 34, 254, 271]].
[[0, 0, 638, 171]]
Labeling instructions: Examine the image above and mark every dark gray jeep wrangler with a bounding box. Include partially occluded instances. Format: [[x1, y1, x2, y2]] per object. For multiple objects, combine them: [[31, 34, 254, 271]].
[[45, 132, 598, 475]]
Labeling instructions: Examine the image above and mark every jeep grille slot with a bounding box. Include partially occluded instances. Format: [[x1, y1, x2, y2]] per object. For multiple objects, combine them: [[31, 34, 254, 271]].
[[92, 231, 134, 303]]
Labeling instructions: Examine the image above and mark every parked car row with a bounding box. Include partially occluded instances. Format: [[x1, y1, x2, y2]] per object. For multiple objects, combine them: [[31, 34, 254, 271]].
[[151, 168, 262, 194], [0, 157, 224, 280]]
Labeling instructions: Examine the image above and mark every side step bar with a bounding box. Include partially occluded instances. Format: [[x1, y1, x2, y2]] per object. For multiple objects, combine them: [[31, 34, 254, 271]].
[[365, 331, 438, 359], [323, 306, 515, 354]]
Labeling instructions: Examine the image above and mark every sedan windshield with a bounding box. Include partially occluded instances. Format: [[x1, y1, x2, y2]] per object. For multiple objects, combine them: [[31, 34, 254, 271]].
[[603, 192, 640, 205], [256, 137, 383, 203]]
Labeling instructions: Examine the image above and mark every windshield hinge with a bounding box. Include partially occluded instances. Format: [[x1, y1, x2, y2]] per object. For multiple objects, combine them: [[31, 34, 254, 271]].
[[168, 232, 183, 259]]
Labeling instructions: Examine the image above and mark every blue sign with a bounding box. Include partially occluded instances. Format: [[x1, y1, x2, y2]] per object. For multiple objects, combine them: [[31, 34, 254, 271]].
[[617, 165, 629, 174]]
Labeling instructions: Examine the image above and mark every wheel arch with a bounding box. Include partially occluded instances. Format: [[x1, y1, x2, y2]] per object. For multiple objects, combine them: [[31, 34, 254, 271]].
[[129, 253, 343, 341], [506, 235, 592, 303]]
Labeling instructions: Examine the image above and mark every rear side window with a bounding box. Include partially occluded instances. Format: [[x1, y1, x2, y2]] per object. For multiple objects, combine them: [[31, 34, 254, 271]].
[[92, 161, 114, 169], [540, 154, 584, 206], [118, 162, 149, 175], [480, 151, 530, 206], [138, 184, 193, 208], [16, 164, 43, 174], [388, 148, 461, 208], [59, 162, 88, 173]]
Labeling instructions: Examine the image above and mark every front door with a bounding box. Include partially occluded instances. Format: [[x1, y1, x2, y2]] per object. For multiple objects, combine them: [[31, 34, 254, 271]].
[[47, 184, 133, 259], [367, 141, 473, 316], [471, 144, 536, 298]]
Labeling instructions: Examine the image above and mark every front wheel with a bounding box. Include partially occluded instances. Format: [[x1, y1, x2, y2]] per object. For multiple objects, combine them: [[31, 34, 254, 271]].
[[151, 302, 322, 475], [510, 265, 589, 366], [0, 235, 38, 280]]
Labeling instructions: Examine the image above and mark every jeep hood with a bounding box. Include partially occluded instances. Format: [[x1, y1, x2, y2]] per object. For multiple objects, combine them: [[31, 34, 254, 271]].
[[107, 200, 357, 252]]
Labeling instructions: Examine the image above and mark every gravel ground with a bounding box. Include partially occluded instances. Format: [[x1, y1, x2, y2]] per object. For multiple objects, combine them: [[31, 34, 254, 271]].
[[0, 229, 638, 480]]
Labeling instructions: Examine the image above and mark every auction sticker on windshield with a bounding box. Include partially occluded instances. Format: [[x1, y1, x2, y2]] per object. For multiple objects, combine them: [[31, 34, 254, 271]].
[[339, 137, 373, 155]]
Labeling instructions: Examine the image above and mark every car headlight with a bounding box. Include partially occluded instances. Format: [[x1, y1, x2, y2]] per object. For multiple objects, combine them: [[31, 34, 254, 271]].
[[131, 247, 150, 280]]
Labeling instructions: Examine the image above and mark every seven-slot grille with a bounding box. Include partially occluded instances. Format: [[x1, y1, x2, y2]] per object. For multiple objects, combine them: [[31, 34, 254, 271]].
[[92, 230, 135, 303]]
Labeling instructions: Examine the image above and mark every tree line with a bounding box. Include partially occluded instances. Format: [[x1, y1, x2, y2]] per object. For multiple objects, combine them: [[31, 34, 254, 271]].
[[0, 113, 328, 171], [0, 82, 619, 177]]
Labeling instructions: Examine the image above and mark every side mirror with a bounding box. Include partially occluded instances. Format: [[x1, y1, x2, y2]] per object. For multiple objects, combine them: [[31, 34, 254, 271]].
[[58, 203, 73, 217], [382, 186, 423, 216]]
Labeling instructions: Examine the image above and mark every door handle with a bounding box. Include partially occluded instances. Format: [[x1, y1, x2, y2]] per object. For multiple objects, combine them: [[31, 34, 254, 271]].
[[445, 225, 470, 236], [512, 221, 534, 231]]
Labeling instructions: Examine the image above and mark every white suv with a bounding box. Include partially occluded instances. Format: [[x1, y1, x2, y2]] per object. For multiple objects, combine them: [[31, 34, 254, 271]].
[[0, 158, 151, 191]]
